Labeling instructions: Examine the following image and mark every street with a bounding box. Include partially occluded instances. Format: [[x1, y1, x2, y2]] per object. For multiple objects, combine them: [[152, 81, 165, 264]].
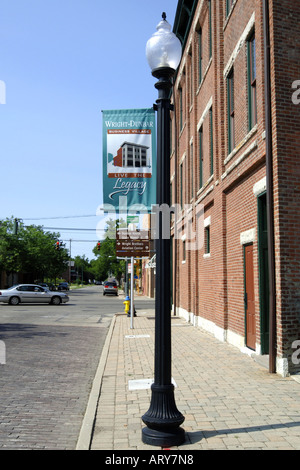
[[0, 285, 129, 450]]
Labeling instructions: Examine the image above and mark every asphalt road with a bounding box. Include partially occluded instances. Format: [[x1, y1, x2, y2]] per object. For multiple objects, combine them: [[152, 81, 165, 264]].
[[0, 285, 127, 450]]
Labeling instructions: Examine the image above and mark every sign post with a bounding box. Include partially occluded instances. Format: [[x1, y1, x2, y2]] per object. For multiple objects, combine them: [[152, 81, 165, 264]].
[[130, 256, 134, 329], [116, 229, 150, 329]]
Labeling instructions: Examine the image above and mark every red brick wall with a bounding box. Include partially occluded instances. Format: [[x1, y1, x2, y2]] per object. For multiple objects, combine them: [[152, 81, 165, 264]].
[[171, 0, 300, 374], [225, 166, 265, 337], [269, 0, 300, 373]]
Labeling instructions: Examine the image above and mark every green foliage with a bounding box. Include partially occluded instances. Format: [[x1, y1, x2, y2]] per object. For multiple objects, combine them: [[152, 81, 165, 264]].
[[90, 218, 126, 283], [73, 255, 94, 283], [0, 217, 128, 286], [0, 217, 69, 280]]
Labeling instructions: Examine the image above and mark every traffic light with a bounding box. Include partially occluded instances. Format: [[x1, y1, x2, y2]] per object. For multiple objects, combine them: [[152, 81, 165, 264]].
[[97, 241, 101, 251], [55, 241, 60, 250], [12, 219, 18, 235]]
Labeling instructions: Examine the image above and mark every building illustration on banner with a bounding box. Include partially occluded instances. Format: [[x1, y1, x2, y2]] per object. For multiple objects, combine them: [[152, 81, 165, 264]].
[[107, 133, 153, 179], [113, 142, 151, 171]]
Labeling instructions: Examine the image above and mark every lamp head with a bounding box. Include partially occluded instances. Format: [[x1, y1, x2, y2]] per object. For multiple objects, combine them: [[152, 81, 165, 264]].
[[146, 13, 182, 76]]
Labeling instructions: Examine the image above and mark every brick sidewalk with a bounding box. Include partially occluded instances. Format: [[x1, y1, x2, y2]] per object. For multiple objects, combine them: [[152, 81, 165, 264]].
[[88, 311, 300, 450]]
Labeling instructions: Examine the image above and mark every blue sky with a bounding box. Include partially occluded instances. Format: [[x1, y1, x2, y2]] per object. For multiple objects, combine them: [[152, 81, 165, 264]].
[[0, 0, 178, 259]]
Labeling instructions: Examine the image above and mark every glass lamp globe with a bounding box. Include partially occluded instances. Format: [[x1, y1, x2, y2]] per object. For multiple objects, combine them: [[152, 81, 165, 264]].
[[146, 13, 182, 74]]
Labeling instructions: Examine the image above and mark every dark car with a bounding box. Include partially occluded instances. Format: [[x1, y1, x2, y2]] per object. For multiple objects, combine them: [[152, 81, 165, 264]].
[[57, 282, 69, 291], [39, 283, 56, 291], [103, 280, 118, 296]]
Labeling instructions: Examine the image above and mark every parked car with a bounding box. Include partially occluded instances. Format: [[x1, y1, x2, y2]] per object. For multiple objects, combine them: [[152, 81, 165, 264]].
[[57, 282, 69, 291], [39, 283, 50, 290], [38, 283, 56, 291], [0, 284, 69, 305], [103, 280, 118, 296]]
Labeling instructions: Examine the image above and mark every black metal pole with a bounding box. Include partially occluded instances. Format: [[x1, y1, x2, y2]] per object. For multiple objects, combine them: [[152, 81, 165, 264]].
[[142, 67, 185, 447], [263, 0, 276, 374]]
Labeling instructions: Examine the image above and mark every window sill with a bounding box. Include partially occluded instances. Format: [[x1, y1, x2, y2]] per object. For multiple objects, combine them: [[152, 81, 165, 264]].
[[179, 122, 186, 139], [196, 58, 212, 96], [224, 124, 258, 166], [221, 138, 258, 181], [223, 0, 238, 32], [197, 174, 214, 197]]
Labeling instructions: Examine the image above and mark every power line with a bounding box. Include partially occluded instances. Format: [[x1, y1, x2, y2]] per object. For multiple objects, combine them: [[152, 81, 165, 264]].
[[22, 214, 97, 221], [23, 226, 107, 232], [42, 227, 105, 231], [60, 240, 100, 243]]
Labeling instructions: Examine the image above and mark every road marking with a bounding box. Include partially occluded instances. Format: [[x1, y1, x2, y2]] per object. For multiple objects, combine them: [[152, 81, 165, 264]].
[[125, 334, 150, 339], [128, 378, 177, 390]]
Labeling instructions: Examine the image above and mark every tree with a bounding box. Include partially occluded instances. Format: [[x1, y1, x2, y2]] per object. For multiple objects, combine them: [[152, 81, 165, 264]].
[[74, 255, 93, 283], [0, 217, 69, 282], [90, 218, 126, 284]]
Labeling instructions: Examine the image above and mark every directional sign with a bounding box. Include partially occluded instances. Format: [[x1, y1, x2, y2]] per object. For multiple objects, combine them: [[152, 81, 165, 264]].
[[116, 239, 150, 257], [116, 230, 150, 257]]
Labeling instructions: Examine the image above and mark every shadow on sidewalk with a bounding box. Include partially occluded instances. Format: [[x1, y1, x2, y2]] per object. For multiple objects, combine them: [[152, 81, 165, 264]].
[[183, 420, 300, 445]]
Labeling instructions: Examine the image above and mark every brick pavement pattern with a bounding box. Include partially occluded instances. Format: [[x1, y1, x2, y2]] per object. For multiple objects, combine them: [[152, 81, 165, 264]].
[[90, 311, 300, 450], [0, 324, 106, 450]]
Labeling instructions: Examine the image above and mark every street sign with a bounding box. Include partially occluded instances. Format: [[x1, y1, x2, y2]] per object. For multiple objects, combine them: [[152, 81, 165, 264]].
[[127, 215, 139, 224], [116, 230, 150, 257]]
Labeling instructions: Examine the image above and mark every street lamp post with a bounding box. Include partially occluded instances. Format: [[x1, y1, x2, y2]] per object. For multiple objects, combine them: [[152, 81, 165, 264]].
[[141, 13, 185, 447]]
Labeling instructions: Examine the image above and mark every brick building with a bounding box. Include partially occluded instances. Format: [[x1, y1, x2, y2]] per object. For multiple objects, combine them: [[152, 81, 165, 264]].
[[169, 0, 300, 376]]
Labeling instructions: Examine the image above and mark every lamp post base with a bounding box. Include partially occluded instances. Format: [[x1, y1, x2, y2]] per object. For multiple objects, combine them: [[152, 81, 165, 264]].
[[142, 426, 185, 447], [141, 383, 185, 447]]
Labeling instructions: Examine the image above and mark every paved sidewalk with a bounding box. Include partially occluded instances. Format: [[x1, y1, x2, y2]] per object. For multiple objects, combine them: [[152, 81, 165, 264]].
[[78, 306, 300, 451]]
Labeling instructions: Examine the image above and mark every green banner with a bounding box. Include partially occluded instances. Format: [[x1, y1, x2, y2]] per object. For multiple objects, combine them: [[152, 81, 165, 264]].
[[102, 109, 156, 213]]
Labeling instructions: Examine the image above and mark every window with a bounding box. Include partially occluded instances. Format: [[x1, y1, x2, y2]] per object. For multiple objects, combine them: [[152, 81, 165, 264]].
[[248, 32, 257, 129], [17, 286, 30, 291], [189, 53, 193, 101], [204, 216, 211, 257], [126, 146, 133, 166], [182, 240, 186, 262], [205, 226, 210, 254], [141, 149, 147, 166], [227, 68, 235, 153], [199, 126, 203, 188], [209, 1, 212, 59], [198, 28, 202, 84], [179, 87, 183, 130], [134, 148, 140, 167], [209, 107, 213, 176], [226, 0, 234, 16], [190, 141, 194, 199], [122, 143, 149, 168], [180, 162, 183, 208], [33, 286, 43, 292]]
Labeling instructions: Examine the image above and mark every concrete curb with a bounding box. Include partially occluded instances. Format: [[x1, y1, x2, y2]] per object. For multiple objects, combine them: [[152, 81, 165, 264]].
[[76, 315, 117, 450]]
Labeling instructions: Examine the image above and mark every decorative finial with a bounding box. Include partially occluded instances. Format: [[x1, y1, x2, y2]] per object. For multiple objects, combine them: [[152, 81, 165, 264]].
[[162, 12, 167, 21]]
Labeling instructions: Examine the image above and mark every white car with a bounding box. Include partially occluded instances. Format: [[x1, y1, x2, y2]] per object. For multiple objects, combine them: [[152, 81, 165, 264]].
[[0, 284, 69, 305]]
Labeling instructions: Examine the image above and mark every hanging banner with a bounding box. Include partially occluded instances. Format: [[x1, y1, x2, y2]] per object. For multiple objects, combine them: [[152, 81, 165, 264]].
[[102, 108, 156, 213]]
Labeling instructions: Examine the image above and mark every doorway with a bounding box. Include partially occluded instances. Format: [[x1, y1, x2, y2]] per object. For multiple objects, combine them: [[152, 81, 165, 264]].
[[258, 192, 269, 354], [244, 243, 256, 350]]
